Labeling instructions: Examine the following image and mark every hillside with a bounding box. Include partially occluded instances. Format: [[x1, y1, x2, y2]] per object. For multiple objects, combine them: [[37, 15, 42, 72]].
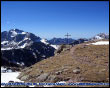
[[18, 40, 109, 87]]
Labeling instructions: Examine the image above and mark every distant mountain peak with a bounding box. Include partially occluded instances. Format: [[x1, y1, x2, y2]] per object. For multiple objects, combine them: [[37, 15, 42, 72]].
[[1, 29, 58, 51], [1, 29, 41, 50], [9, 29, 26, 35], [9, 28, 23, 32], [90, 33, 109, 40], [1, 29, 55, 67]]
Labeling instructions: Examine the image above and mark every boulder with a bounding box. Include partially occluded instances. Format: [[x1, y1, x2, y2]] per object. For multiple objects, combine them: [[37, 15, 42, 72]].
[[47, 75, 57, 82], [55, 71, 63, 75], [36, 73, 50, 82], [54, 44, 72, 55], [73, 67, 80, 74], [20, 75, 30, 81]]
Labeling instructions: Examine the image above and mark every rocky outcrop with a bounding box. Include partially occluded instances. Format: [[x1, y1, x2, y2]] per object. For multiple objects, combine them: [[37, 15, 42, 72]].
[[36, 73, 50, 82], [54, 44, 72, 55]]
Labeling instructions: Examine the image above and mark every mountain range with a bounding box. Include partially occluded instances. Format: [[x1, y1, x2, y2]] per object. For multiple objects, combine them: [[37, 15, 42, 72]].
[[1, 29, 109, 67], [48, 33, 109, 45], [1, 29, 109, 87]]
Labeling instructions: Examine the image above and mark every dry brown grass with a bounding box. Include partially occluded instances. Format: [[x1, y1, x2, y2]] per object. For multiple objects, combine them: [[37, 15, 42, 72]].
[[19, 42, 109, 87]]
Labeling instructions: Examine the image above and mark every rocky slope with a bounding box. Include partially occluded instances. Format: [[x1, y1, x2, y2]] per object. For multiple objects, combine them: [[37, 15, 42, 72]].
[[17, 40, 109, 87]]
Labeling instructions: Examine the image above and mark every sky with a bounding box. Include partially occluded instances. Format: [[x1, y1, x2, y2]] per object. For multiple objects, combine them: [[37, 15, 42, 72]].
[[1, 1, 109, 39]]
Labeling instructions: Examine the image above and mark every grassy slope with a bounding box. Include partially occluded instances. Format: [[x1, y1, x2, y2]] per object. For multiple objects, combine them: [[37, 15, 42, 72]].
[[19, 42, 109, 87]]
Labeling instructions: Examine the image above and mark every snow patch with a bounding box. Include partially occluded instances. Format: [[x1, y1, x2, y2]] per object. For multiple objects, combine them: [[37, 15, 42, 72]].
[[19, 43, 27, 48], [94, 36, 104, 40], [40, 38, 49, 45], [1, 41, 8, 44], [56, 81, 67, 83], [1, 47, 13, 50], [50, 45, 60, 50], [18, 37, 30, 45], [1, 72, 23, 83], [11, 30, 18, 37], [87, 41, 109, 45], [21, 32, 26, 34], [1, 67, 23, 87], [40, 39, 60, 49]]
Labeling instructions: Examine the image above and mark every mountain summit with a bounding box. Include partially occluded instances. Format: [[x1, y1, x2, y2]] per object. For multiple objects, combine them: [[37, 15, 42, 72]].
[[1, 29, 41, 50], [1, 29, 55, 67], [90, 33, 109, 40]]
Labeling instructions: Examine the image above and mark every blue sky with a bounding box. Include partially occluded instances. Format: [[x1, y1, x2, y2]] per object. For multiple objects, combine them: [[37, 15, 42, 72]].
[[1, 1, 109, 39]]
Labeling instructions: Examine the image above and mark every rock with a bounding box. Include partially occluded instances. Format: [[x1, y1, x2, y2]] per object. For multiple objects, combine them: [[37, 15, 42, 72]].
[[39, 70, 44, 73], [99, 69, 106, 73], [66, 79, 74, 83], [25, 68, 33, 73], [54, 45, 63, 54], [63, 48, 70, 52], [36, 73, 50, 82], [8, 81, 14, 83], [54, 44, 72, 55], [47, 75, 57, 82], [73, 75, 85, 82], [63, 77, 71, 81], [107, 78, 109, 81], [55, 70, 63, 75], [73, 67, 80, 74], [2, 70, 7, 73], [20, 75, 30, 81], [63, 69, 68, 72], [53, 75, 63, 83], [17, 73, 25, 79]]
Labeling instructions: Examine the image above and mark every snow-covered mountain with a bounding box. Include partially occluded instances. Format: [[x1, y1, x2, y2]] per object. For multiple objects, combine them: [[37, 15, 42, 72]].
[[1, 30, 109, 67], [1, 29, 41, 50], [1, 29, 55, 67], [90, 33, 109, 40]]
